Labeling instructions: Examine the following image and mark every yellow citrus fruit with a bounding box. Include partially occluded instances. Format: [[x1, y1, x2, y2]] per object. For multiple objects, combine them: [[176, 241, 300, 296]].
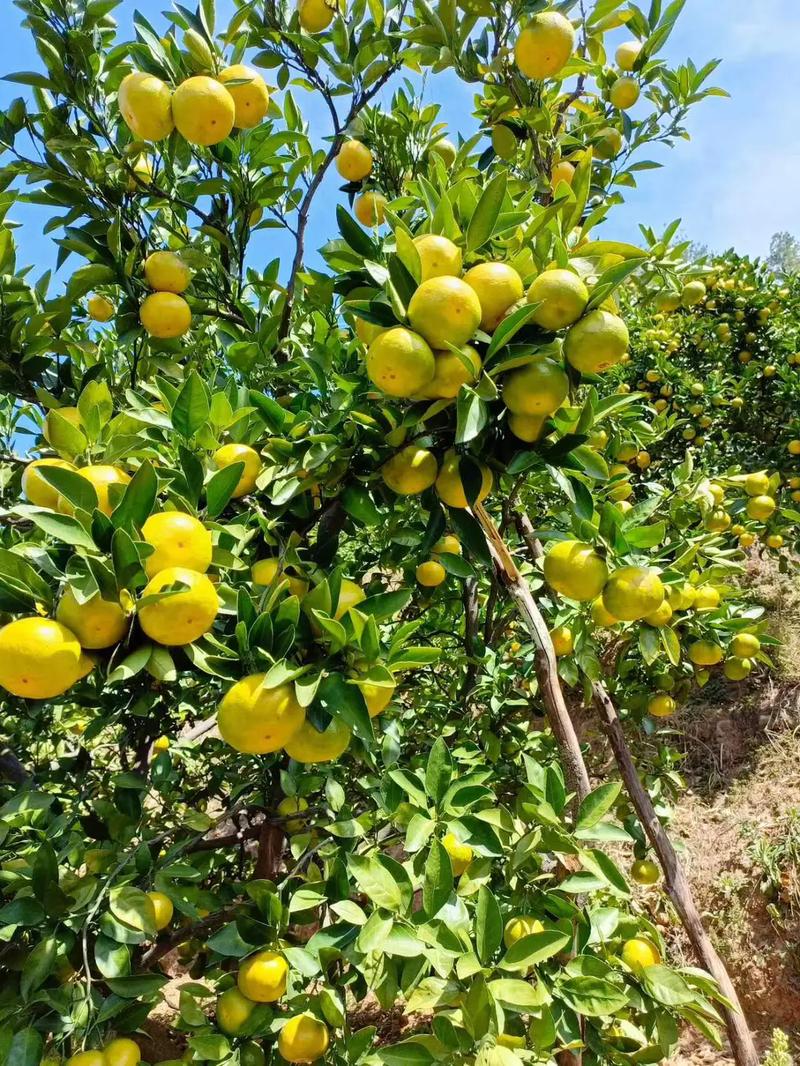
[[549, 625, 573, 656], [153, 735, 170, 752], [527, 269, 588, 331], [442, 832, 472, 875], [366, 327, 434, 398], [616, 443, 637, 462], [644, 600, 672, 627], [766, 533, 784, 549], [564, 310, 629, 374], [138, 567, 218, 646], [218, 65, 269, 129], [284, 717, 352, 763], [746, 495, 776, 521], [681, 280, 706, 307], [693, 585, 720, 611], [503, 915, 544, 948], [334, 578, 365, 619], [616, 41, 642, 71], [621, 937, 661, 971], [630, 859, 659, 884], [0, 617, 90, 699], [56, 589, 127, 650], [172, 76, 235, 146], [118, 72, 174, 141], [610, 75, 640, 109], [787, 439, 800, 455], [382, 446, 438, 495], [688, 640, 723, 666], [429, 137, 457, 167], [647, 694, 676, 717], [667, 583, 696, 610], [144, 251, 192, 294], [277, 795, 309, 832], [724, 657, 752, 681], [278, 1014, 330, 1064], [22, 458, 76, 509], [514, 11, 575, 79], [217, 675, 305, 754], [591, 597, 618, 627], [354, 317, 386, 345], [705, 509, 731, 533], [744, 472, 770, 497], [140, 292, 191, 339], [298, 0, 341, 31], [87, 294, 114, 322], [423, 345, 481, 399], [435, 449, 492, 508], [543, 541, 608, 602], [66, 1054, 105, 1066], [127, 155, 153, 190], [636, 451, 651, 470], [413, 234, 462, 282], [354, 677, 396, 718], [103, 1039, 140, 1066], [654, 291, 680, 312], [602, 566, 664, 621], [147, 890, 174, 930], [424, 539, 457, 564], [74, 465, 131, 516], [336, 139, 373, 181], [354, 192, 387, 227], [502, 358, 569, 416], [595, 127, 623, 160], [492, 124, 518, 160], [142, 511, 213, 579], [408, 276, 482, 350], [416, 559, 446, 587], [508, 413, 546, 442], [217, 987, 256, 1035], [252, 559, 308, 598], [551, 160, 575, 189], [463, 262, 524, 332], [214, 443, 262, 497], [238, 951, 288, 1002]]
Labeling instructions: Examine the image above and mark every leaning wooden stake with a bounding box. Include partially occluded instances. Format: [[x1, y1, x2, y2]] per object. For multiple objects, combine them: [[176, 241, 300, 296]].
[[591, 681, 758, 1066], [473, 503, 591, 804]]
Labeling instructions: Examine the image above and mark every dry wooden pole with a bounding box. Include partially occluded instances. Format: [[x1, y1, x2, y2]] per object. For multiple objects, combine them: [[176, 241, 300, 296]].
[[473, 503, 591, 804], [591, 681, 759, 1066]]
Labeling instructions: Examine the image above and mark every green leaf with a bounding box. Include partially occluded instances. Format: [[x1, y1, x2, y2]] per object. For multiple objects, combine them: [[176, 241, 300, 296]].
[[475, 885, 502, 965], [501, 929, 571, 971], [640, 964, 695, 1005], [341, 484, 382, 526], [485, 301, 542, 360], [466, 171, 507, 252], [422, 838, 452, 918], [79, 380, 113, 438], [488, 977, 548, 1011], [558, 975, 629, 1016], [6, 1028, 42, 1066], [94, 934, 131, 978], [358, 588, 412, 620], [575, 782, 622, 831], [425, 738, 452, 806], [349, 854, 411, 914], [14, 506, 96, 549], [205, 462, 244, 517], [39, 465, 98, 513], [0, 548, 54, 609], [21, 936, 57, 999], [105, 973, 168, 998], [376, 1043, 434, 1065], [172, 371, 210, 438], [109, 886, 156, 935], [337, 204, 376, 256], [0, 898, 45, 926], [112, 460, 157, 529], [315, 671, 374, 744], [456, 387, 488, 445]]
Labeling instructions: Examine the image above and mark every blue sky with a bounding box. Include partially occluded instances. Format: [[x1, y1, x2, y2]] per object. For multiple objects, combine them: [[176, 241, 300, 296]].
[[1, 0, 799, 284]]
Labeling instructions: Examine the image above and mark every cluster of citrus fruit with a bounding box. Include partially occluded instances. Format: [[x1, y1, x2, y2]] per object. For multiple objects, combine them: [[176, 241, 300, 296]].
[[61, 1037, 143, 1066], [415, 532, 462, 588], [218, 951, 330, 1063], [360, 232, 628, 435], [118, 64, 269, 147], [139, 250, 193, 339], [335, 138, 387, 228]]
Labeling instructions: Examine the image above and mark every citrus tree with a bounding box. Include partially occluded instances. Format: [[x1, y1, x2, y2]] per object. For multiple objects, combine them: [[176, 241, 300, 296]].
[[0, 3, 788, 1066]]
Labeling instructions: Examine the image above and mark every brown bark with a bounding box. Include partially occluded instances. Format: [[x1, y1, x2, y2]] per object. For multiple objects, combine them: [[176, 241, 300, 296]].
[[473, 503, 591, 805], [591, 681, 759, 1066]]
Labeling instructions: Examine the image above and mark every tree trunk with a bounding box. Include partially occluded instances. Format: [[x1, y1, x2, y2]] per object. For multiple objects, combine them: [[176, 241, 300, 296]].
[[473, 503, 591, 804], [591, 681, 759, 1066]]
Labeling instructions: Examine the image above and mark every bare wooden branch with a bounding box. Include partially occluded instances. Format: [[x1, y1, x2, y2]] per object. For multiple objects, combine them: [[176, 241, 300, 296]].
[[591, 680, 759, 1066], [473, 503, 591, 804]]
